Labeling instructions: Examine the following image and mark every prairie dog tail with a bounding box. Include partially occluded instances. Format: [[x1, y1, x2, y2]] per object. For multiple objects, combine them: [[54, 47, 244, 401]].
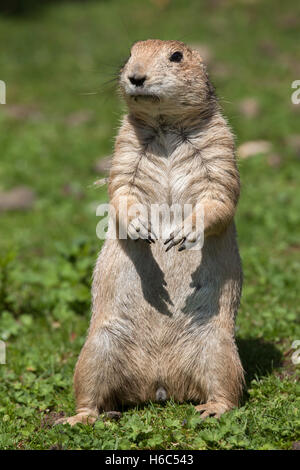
[[156, 386, 167, 402]]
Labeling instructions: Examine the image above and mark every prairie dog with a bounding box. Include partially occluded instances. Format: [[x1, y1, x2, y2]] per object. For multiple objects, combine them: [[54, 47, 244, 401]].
[[58, 39, 244, 426]]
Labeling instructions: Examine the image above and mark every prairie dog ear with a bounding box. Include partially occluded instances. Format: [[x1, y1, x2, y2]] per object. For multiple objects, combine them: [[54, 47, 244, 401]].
[[190, 48, 208, 73], [191, 48, 204, 64]]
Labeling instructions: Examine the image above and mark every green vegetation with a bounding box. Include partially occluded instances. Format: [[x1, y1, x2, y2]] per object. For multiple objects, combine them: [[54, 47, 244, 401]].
[[0, 0, 299, 450]]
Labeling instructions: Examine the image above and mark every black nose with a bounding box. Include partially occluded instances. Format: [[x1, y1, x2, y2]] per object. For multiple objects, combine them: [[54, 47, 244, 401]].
[[128, 75, 146, 87]]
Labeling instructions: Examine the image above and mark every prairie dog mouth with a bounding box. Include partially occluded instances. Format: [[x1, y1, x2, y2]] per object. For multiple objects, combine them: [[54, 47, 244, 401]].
[[131, 94, 159, 102], [127, 90, 160, 102], [125, 86, 160, 101]]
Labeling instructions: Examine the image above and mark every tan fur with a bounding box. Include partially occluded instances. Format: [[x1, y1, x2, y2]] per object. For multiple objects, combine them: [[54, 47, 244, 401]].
[[57, 39, 244, 426]]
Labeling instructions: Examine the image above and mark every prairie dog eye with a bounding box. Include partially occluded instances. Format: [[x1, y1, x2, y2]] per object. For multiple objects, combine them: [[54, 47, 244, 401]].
[[169, 51, 183, 63]]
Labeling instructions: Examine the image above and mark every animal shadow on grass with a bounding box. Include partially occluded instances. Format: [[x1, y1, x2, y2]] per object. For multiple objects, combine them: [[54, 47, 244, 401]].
[[237, 337, 282, 404]]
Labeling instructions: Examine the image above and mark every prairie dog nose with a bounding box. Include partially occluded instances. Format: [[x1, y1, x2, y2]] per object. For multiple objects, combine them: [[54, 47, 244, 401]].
[[128, 74, 147, 87]]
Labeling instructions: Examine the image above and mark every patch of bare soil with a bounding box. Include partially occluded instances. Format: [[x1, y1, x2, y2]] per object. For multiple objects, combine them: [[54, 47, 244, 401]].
[[275, 348, 299, 380], [267, 154, 282, 168], [3, 104, 42, 121], [41, 411, 65, 428], [238, 98, 261, 119], [286, 135, 300, 158], [0, 186, 35, 212], [102, 411, 122, 421], [64, 110, 94, 127], [237, 140, 272, 159]]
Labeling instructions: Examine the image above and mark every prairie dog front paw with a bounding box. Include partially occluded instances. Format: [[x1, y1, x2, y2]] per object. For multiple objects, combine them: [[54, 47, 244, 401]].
[[164, 208, 204, 252]]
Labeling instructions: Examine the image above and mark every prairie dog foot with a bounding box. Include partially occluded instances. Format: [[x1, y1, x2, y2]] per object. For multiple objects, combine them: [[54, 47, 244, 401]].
[[54, 411, 98, 426], [164, 208, 204, 252], [104, 411, 122, 420], [195, 402, 231, 420]]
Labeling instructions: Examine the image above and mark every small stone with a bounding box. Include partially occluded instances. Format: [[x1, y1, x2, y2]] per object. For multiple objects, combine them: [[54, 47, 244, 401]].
[[258, 40, 278, 57], [41, 411, 65, 428], [267, 154, 282, 168], [64, 110, 94, 127], [237, 141, 272, 159], [150, 0, 171, 8], [238, 98, 260, 118], [0, 186, 35, 212], [286, 135, 300, 157], [292, 441, 300, 450], [62, 183, 84, 200], [104, 411, 122, 421], [4, 104, 42, 121]]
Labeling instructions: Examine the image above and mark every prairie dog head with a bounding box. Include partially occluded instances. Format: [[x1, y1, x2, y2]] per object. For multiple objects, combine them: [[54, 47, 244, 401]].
[[119, 39, 216, 121]]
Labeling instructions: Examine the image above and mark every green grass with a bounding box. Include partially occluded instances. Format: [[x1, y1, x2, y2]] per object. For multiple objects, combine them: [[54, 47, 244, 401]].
[[0, 0, 299, 450]]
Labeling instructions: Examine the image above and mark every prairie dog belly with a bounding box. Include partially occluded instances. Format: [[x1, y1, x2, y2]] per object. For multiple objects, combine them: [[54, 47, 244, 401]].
[[93, 222, 241, 325], [94, 238, 201, 317], [91, 229, 242, 403]]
